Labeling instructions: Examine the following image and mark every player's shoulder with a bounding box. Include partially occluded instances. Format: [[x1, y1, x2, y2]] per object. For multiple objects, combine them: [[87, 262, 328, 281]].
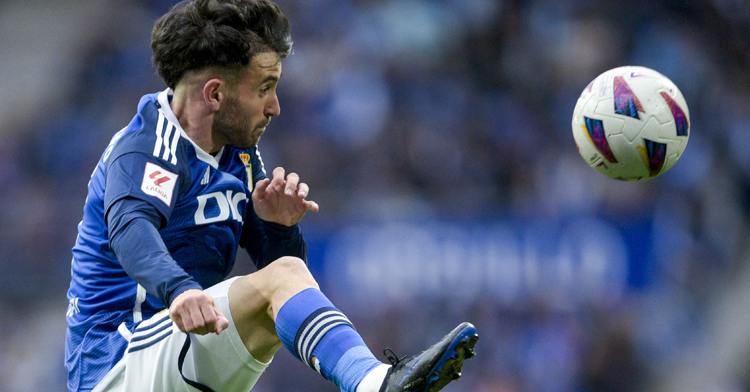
[[107, 91, 189, 171], [106, 92, 162, 154]]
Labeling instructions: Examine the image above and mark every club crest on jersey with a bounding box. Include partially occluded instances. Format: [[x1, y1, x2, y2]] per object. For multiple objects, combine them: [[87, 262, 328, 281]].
[[239, 152, 253, 191], [141, 162, 178, 206]]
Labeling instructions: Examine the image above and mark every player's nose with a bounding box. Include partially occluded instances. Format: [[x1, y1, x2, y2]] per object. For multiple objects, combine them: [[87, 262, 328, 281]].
[[265, 92, 280, 117]]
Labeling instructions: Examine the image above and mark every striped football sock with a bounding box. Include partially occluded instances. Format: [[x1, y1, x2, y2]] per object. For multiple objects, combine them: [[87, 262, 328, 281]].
[[275, 288, 382, 392]]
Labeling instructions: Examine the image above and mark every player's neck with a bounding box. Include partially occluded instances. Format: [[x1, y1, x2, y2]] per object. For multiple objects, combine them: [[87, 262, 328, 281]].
[[170, 89, 223, 155]]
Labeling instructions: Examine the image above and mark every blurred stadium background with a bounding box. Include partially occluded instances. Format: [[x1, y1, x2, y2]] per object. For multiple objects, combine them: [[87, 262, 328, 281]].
[[2, 0, 750, 390]]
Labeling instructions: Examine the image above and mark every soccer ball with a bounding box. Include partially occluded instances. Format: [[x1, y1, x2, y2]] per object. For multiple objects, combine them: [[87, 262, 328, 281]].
[[571, 66, 690, 181]]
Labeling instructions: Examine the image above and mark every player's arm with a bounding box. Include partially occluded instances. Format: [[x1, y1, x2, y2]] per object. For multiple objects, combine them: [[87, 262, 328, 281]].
[[106, 196, 199, 308], [241, 166, 318, 269], [240, 202, 309, 269], [105, 152, 228, 335], [107, 198, 228, 335]]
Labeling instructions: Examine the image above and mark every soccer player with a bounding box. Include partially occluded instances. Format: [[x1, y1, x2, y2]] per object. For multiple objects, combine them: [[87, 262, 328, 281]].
[[64, 1, 477, 391]]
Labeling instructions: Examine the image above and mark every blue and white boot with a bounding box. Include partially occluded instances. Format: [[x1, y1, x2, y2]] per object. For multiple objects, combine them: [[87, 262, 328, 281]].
[[378, 322, 478, 392]]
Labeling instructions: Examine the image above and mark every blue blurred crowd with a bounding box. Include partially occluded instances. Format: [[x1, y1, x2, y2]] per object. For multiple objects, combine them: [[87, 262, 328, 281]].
[[2, 0, 750, 391]]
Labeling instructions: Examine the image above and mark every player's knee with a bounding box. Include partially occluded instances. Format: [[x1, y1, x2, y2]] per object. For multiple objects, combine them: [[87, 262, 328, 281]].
[[267, 256, 318, 289], [233, 256, 319, 315]]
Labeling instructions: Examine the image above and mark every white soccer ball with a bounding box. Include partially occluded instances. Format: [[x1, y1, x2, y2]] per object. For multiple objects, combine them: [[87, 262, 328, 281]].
[[571, 65, 690, 181]]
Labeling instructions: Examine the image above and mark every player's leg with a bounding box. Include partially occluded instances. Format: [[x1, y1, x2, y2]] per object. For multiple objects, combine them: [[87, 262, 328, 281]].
[[227, 255, 318, 363], [227, 256, 478, 392], [229, 255, 384, 391]]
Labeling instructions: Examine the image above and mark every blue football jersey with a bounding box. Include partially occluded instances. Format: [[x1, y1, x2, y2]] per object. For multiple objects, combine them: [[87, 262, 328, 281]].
[[65, 89, 275, 391]]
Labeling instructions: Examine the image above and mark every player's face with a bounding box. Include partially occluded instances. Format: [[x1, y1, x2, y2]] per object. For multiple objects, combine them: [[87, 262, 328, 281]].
[[213, 52, 282, 149]]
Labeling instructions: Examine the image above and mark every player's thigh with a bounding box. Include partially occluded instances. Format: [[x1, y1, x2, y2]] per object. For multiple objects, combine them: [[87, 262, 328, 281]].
[[182, 277, 271, 391], [95, 278, 269, 392]]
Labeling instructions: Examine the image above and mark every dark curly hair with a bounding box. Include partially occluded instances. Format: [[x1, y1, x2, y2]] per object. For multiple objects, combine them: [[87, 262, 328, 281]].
[[151, 0, 292, 89]]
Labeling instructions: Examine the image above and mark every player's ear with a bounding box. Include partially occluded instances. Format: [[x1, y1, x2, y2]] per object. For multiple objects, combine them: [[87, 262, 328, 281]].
[[202, 78, 224, 112]]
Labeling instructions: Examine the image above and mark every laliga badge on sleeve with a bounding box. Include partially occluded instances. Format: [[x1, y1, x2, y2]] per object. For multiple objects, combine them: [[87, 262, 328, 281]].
[[141, 162, 179, 206]]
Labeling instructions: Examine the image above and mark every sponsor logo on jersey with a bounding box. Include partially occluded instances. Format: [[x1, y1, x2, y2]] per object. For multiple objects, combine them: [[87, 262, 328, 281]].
[[141, 162, 178, 206], [194, 190, 248, 225], [239, 152, 253, 191]]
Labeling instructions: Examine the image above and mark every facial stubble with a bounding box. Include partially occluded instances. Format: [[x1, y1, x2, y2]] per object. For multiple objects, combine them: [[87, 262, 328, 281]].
[[213, 94, 268, 149]]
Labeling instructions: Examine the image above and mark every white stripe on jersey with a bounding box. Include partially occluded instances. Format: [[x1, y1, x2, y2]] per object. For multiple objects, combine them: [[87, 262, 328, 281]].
[[201, 166, 210, 185], [153, 111, 180, 165], [168, 123, 180, 165], [161, 121, 173, 161], [133, 284, 147, 323], [158, 89, 219, 168], [255, 148, 267, 176], [153, 112, 165, 157]]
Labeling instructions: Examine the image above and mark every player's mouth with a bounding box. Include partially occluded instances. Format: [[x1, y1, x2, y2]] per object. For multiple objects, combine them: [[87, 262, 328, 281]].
[[256, 120, 270, 133]]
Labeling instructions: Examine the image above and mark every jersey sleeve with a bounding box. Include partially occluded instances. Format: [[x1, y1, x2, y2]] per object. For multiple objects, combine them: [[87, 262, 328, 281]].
[[240, 207, 308, 269], [107, 196, 202, 306], [103, 109, 190, 227], [104, 152, 184, 226]]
